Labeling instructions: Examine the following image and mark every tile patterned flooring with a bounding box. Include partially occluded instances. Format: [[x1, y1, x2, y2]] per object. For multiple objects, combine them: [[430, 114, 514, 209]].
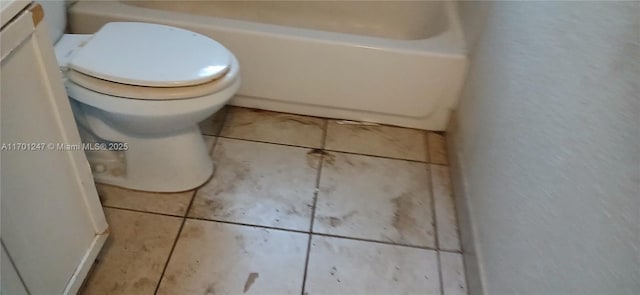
[[81, 106, 467, 295]]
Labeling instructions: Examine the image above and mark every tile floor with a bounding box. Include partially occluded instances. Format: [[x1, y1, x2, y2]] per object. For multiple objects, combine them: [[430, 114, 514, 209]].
[[80, 106, 467, 295]]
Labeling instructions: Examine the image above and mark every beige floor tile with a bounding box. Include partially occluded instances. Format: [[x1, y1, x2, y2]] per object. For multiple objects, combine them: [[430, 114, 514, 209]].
[[220, 107, 325, 148], [199, 107, 229, 136], [157, 219, 307, 295], [427, 132, 448, 165], [189, 138, 319, 231], [325, 120, 427, 161], [96, 184, 194, 216], [314, 152, 435, 247], [80, 208, 182, 295], [305, 235, 440, 295], [432, 165, 460, 251], [440, 252, 468, 295]]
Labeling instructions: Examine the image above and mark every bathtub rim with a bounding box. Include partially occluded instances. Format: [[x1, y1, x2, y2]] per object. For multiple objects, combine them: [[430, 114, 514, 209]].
[[70, 0, 466, 58]]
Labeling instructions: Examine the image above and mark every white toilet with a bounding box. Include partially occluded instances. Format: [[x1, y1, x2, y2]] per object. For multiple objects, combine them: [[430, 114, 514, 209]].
[[42, 2, 240, 192]]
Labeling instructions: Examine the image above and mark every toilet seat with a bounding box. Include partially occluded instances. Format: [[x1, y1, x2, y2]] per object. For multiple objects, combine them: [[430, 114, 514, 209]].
[[67, 55, 239, 100], [68, 22, 232, 88]]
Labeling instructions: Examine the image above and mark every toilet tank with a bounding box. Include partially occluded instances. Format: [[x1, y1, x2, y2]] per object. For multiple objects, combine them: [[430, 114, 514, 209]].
[[38, 0, 66, 43]]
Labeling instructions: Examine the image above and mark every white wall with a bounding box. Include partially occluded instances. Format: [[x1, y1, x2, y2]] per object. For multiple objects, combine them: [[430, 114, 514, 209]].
[[451, 1, 640, 294]]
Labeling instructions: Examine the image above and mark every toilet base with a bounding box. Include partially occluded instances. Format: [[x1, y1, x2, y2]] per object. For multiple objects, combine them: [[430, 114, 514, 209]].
[[87, 125, 214, 192]]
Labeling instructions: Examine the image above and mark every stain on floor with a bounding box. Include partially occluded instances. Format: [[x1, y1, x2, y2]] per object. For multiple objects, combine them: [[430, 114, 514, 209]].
[[203, 199, 225, 213], [307, 149, 334, 167], [317, 210, 357, 227], [204, 283, 216, 295], [179, 223, 205, 240], [391, 192, 417, 234], [280, 115, 323, 127], [243, 272, 259, 293]]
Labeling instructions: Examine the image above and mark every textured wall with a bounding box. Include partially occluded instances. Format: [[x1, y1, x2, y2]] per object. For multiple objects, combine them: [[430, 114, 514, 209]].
[[452, 1, 640, 294]]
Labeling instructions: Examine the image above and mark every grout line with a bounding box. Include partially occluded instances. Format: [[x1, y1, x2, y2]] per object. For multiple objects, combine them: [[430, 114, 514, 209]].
[[310, 232, 445, 252], [102, 205, 185, 218], [217, 134, 434, 164], [441, 163, 463, 254], [216, 135, 323, 151], [151, 133, 224, 294], [300, 119, 328, 295], [300, 197, 316, 295], [228, 105, 333, 122], [428, 165, 440, 250], [437, 251, 445, 295], [320, 118, 329, 150], [185, 215, 460, 253], [442, 157, 464, 253], [102, 206, 463, 254], [152, 187, 199, 294], [428, 163, 446, 295], [435, 248, 463, 254], [430, 162, 450, 167], [224, 105, 434, 133], [201, 131, 217, 137], [425, 130, 431, 164], [322, 148, 428, 164], [442, 157, 470, 294], [186, 216, 310, 235]]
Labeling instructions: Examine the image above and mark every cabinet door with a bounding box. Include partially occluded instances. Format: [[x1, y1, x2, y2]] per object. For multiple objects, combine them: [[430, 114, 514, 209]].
[[1, 3, 108, 294]]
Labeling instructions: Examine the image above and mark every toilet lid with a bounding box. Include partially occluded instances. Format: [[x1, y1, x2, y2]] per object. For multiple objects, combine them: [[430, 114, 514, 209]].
[[69, 22, 231, 87], [67, 54, 240, 100]]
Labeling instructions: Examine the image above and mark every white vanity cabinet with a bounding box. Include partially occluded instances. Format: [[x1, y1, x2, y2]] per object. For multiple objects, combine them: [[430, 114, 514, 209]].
[[1, 1, 108, 294]]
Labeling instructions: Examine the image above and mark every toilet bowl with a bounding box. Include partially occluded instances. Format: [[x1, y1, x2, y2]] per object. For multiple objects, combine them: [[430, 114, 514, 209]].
[[54, 22, 240, 192]]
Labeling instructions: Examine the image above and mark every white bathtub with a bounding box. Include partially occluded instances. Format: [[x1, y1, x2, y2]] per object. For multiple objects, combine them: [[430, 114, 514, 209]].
[[69, 1, 467, 130]]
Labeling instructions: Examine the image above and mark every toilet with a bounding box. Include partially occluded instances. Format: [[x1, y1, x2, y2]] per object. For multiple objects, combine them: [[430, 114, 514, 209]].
[[41, 2, 240, 192]]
